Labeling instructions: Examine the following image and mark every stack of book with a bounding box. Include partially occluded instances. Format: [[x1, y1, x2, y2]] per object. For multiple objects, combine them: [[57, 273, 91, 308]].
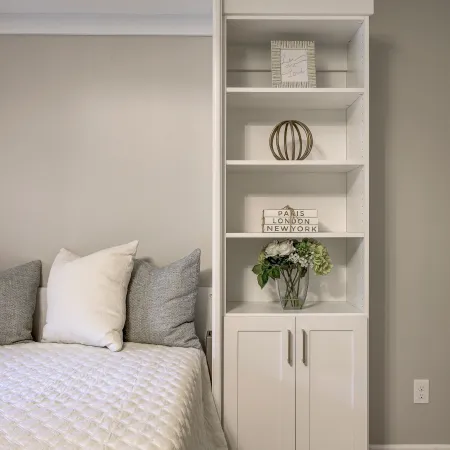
[[262, 208, 319, 233]]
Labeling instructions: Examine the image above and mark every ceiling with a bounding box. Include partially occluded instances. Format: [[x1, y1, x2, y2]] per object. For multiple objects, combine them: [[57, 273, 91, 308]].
[[0, 0, 212, 15]]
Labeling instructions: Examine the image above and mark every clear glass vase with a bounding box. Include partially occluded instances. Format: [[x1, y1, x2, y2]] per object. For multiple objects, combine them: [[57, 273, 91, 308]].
[[276, 267, 309, 310]]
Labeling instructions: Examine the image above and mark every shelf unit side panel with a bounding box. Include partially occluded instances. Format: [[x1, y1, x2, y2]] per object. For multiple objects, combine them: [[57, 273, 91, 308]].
[[346, 95, 365, 161], [223, 15, 228, 314], [347, 24, 365, 88], [345, 19, 368, 314], [346, 167, 365, 233], [363, 17, 370, 317], [346, 238, 365, 312]]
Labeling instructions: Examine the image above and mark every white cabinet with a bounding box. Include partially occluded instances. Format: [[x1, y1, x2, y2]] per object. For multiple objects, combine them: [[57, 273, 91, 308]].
[[223, 317, 296, 450], [296, 316, 367, 450], [224, 315, 367, 450]]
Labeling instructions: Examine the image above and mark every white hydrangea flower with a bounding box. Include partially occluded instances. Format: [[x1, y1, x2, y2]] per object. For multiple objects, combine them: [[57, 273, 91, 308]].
[[299, 257, 309, 268], [288, 253, 300, 263]]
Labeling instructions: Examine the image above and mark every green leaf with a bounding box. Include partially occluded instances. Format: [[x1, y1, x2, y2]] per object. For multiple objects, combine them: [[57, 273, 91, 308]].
[[271, 266, 281, 279], [258, 251, 266, 264], [262, 271, 269, 285], [257, 273, 266, 289], [252, 264, 262, 275]]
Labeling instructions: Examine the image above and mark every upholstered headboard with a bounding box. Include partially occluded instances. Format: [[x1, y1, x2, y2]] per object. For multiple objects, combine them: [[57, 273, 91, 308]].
[[32, 287, 212, 348]]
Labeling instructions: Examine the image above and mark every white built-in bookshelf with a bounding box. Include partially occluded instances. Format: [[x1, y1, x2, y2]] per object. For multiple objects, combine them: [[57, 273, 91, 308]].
[[221, 16, 369, 315], [213, 8, 371, 445]]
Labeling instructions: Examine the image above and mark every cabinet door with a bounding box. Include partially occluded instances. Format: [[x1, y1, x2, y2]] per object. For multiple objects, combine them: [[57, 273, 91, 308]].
[[224, 316, 296, 450], [296, 316, 367, 450]]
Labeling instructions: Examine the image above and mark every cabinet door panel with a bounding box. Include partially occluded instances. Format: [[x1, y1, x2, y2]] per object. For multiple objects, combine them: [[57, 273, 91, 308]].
[[224, 316, 296, 450], [296, 317, 367, 450], [310, 330, 354, 449]]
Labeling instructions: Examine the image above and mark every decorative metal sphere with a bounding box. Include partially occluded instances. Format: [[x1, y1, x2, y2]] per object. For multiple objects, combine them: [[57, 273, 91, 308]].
[[269, 120, 313, 161]]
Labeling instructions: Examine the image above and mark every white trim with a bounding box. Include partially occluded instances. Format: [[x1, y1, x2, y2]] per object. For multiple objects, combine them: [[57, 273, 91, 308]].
[[0, 13, 212, 35], [212, 0, 223, 419], [370, 446, 450, 450]]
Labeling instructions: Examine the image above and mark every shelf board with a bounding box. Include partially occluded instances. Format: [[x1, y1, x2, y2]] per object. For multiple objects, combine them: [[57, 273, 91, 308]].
[[226, 232, 364, 239], [226, 301, 365, 316], [226, 160, 364, 174], [226, 88, 364, 110]]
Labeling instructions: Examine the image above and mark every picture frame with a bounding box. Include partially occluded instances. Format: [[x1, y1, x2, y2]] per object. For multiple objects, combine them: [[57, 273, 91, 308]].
[[271, 40, 317, 88]]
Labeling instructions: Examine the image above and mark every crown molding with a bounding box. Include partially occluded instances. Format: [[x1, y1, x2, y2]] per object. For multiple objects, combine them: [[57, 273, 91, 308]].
[[0, 0, 212, 16], [0, 13, 212, 36]]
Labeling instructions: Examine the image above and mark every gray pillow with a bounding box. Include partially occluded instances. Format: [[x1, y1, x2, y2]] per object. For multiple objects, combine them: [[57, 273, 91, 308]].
[[124, 249, 201, 349], [0, 261, 41, 345]]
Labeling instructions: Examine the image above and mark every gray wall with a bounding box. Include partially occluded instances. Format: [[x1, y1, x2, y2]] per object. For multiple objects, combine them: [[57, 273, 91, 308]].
[[0, 36, 212, 286], [370, 0, 450, 444]]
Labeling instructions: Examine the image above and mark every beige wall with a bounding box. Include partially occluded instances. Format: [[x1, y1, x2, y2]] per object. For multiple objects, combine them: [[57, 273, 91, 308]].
[[0, 36, 212, 286], [370, 0, 450, 444], [2, 2, 450, 444]]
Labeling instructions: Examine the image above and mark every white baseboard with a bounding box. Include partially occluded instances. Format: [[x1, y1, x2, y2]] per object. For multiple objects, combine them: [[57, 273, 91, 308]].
[[370, 446, 450, 450]]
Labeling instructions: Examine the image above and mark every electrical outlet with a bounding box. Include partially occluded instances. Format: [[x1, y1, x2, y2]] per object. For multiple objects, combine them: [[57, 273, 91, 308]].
[[414, 379, 430, 404]]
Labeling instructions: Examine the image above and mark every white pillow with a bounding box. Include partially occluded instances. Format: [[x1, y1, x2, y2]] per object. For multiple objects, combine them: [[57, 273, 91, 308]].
[[42, 241, 138, 351]]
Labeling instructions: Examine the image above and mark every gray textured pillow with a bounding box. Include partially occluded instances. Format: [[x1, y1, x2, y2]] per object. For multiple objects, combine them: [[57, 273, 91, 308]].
[[124, 249, 201, 349], [0, 261, 41, 345]]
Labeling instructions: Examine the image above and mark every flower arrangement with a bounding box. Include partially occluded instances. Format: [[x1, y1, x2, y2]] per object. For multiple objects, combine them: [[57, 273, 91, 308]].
[[252, 238, 333, 309]]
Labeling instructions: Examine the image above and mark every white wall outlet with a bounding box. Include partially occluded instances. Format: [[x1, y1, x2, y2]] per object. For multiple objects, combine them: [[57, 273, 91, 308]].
[[414, 379, 430, 404]]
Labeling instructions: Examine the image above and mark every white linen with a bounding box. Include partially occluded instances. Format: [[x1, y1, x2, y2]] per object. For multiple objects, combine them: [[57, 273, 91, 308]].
[[0, 342, 227, 450], [43, 241, 138, 351]]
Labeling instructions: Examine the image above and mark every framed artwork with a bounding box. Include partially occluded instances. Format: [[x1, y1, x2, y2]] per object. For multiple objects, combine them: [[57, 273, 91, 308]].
[[271, 40, 316, 88]]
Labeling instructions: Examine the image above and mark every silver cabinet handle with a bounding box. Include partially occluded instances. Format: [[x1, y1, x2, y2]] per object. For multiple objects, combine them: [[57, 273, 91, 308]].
[[286, 329, 292, 366], [302, 329, 307, 366]]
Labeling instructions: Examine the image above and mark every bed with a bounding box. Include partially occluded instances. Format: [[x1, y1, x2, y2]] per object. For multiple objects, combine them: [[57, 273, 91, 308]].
[[0, 290, 227, 450]]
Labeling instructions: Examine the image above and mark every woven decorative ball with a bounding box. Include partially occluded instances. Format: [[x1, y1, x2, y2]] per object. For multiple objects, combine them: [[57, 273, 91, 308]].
[[269, 120, 313, 161]]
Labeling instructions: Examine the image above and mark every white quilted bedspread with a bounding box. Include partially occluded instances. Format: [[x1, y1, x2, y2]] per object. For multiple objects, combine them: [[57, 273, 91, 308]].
[[0, 342, 227, 450]]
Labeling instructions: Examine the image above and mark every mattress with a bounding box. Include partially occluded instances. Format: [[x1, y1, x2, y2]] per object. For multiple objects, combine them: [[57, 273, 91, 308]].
[[0, 342, 227, 450]]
